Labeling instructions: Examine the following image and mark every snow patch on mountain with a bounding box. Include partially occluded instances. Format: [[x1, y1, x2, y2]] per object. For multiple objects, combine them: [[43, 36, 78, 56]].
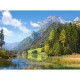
[[74, 17, 80, 22]]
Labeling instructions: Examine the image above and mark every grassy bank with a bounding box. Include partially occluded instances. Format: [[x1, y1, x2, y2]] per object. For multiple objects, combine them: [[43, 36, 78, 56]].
[[43, 54, 80, 69], [25, 51, 80, 69]]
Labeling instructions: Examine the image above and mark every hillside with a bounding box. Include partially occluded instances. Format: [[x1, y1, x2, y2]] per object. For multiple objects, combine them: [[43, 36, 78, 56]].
[[13, 31, 41, 51]]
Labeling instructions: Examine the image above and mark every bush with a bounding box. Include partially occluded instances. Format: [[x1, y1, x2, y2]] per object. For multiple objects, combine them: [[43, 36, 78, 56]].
[[0, 49, 9, 59], [32, 50, 38, 58], [32, 50, 38, 54], [41, 47, 45, 52], [0, 59, 12, 67], [0, 49, 6, 54]]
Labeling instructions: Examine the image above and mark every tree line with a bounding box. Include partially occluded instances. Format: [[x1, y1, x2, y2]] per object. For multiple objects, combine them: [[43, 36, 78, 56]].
[[44, 23, 80, 56]]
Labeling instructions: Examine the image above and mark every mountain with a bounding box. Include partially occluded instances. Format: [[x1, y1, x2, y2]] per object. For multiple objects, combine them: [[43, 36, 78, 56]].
[[39, 16, 65, 27], [13, 31, 41, 51], [3, 42, 19, 50], [74, 17, 80, 22], [29, 23, 64, 49], [29, 17, 80, 49], [14, 16, 66, 51]]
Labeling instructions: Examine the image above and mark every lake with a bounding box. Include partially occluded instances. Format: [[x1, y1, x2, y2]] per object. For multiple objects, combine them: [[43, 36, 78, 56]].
[[2, 58, 30, 70]]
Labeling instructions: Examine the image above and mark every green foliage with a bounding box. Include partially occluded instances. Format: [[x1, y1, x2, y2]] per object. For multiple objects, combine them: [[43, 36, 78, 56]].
[[53, 41, 60, 55], [0, 49, 16, 59], [44, 22, 80, 56], [32, 50, 38, 54], [41, 47, 45, 52], [28, 48, 41, 53], [0, 29, 5, 48], [59, 29, 66, 47], [65, 23, 79, 52], [21, 51, 27, 59], [28, 48, 47, 61], [44, 44, 50, 55], [48, 30, 55, 41], [32, 50, 38, 58], [0, 59, 12, 67], [64, 45, 71, 55], [0, 49, 8, 59]]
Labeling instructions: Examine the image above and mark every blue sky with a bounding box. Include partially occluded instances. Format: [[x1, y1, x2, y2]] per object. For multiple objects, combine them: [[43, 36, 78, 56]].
[[0, 11, 80, 43]]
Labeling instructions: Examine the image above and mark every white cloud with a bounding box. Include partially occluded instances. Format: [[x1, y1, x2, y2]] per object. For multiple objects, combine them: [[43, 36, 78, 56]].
[[1, 11, 30, 33], [0, 27, 14, 36], [30, 21, 40, 27]]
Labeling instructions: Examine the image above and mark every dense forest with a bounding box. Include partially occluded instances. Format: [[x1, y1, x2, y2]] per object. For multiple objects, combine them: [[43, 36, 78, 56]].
[[44, 22, 80, 56]]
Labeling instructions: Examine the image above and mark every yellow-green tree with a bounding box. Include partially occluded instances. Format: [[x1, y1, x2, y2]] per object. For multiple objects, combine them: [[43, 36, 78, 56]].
[[22, 51, 27, 59], [53, 41, 60, 55], [44, 44, 50, 55], [59, 29, 66, 47], [48, 30, 55, 41]]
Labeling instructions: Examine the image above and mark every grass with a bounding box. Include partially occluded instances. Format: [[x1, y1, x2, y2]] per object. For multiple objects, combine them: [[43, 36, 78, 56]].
[[43, 54, 80, 69]]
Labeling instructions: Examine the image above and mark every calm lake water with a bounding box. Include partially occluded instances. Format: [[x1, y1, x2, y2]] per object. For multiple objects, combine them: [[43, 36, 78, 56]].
[[2, 58, 30, 70]]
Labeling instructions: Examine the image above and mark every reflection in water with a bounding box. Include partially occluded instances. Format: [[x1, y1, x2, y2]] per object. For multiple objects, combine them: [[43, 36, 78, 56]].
[[2, 58, 29, 70]]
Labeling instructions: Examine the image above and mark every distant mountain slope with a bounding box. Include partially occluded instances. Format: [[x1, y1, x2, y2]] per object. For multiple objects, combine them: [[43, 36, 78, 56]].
[[13, 31, 41, 51], [3, 42, 19, 50]]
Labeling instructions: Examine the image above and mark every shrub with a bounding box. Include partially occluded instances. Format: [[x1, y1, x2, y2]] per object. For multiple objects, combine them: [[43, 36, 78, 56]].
[[32, 50, 38, 58], [41, 47, 45, 52], [0, 49, 9, 59], [32, 50, 38, 54], [0, 59, 12, 67]]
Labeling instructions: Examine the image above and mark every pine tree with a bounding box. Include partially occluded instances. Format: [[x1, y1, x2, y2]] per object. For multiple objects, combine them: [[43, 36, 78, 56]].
[[71, 24, 78, 52], [48, 30, 55, 41], [59, 29, 66, 47], [53, 41, 60, 55], [0, 29, 5, 48], [65, 23, 79, 52]]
